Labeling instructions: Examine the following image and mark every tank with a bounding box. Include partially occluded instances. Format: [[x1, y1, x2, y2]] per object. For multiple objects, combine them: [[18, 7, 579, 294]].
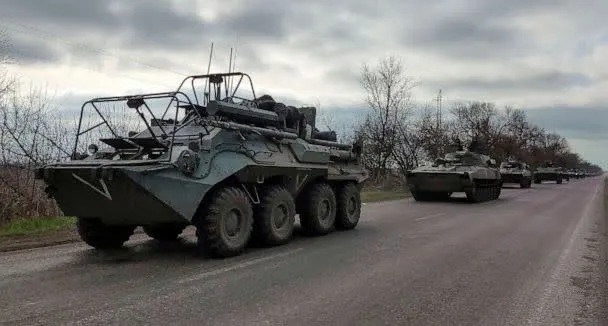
[[499, 160, 533, 188], [534, 161, 563, 184], [406, 150, 502, 203], [35, 72, 368, 258]]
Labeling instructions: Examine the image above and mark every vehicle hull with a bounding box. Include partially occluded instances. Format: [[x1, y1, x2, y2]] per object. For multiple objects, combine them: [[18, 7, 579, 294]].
[[501, 173, 527, 184], [535, 172, 560, 181], [38, 163, 209, 225], [407, 172, 476, 193]]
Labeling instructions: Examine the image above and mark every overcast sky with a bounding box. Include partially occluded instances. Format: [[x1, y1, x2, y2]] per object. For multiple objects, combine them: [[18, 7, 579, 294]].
[[0, 0, 607, 167]]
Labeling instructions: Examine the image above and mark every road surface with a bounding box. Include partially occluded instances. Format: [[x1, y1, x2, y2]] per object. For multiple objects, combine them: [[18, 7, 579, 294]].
[[1, 177, 607, 325]]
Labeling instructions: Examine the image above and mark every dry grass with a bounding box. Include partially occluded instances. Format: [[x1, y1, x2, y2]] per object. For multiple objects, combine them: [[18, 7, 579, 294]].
[[0, 216, 75, 237], [361, 189, 410, 203]]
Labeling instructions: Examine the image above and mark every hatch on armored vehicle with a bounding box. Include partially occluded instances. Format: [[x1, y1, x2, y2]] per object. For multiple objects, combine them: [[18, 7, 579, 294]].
[[35, 72, 368, 258], [499, 160, 532, 188], [406, 150, 502, 203]]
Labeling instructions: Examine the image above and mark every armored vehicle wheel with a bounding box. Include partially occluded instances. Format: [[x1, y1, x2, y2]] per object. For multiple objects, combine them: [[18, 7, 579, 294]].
[[143, 223, 186, 242], [556, 178, 563, 184], [299, 183, 336, 236], [520, 178, 531, 188], [196, 186, 253, 258], [411, 191, 431, 202], [534, 178, 541, 184], [77, 218, 135, 249], [493, 185, 502, 199], [253, 185, 296, 246], [335, 183, 361, 230]]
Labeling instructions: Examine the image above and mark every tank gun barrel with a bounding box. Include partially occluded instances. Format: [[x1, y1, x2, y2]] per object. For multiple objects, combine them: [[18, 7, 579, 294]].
[[309, 138, 352, 150], [204, 119, 298, 139]]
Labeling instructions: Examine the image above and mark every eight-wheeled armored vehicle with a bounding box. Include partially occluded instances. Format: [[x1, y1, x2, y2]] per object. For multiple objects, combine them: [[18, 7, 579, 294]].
[[35, 72, 368, 258], [534, 161, 563, 184], [499, 160, 533, 188], [406, 151, 502, 203]]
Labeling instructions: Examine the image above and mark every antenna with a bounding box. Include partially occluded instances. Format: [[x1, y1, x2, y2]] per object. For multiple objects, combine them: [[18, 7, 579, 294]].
[[203, 42, 214, 104], [230, 33, 239, 96], [226, 47, 233, 98]]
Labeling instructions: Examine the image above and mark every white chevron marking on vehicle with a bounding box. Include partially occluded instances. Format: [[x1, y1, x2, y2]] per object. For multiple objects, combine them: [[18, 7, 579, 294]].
[[71, 173, 112, 200]]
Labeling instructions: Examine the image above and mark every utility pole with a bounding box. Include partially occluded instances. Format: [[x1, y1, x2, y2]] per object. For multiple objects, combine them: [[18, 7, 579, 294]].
[[435, 89, 442, 129]]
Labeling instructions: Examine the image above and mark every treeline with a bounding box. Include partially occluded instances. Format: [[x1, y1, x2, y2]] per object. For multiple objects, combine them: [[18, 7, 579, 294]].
[[0, 32, 72, 223], [354, 56, 603, 181]]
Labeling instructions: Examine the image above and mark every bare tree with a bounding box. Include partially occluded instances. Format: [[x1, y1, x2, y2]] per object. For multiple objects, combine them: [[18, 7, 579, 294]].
[[358, 56, 415, 179]]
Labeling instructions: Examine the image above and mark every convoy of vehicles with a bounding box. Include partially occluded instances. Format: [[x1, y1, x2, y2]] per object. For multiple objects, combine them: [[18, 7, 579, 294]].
[[34, 71, 594, 257]]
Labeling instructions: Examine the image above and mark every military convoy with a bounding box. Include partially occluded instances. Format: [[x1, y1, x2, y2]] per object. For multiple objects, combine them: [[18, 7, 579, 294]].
[[499, 160, 533, 188], [406, 150, 502, 203], [34, 70, 592, 257], [35, 72, 368, 258]]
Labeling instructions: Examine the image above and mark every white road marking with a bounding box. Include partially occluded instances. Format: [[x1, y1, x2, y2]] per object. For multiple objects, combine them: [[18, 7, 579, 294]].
[[414, 213, 445, 222], [177, 247, 304, 284], [72, 173, 112, 200]]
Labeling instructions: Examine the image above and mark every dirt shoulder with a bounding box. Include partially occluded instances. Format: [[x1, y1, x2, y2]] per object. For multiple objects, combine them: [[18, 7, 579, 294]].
[[0, 228, 81, 252], [0, 189, 410, 253]]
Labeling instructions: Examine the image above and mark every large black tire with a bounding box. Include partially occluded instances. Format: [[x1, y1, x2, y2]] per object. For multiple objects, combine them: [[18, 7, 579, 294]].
[[253, 185, 296, 246], [534, 178, 541, 184], [493, 185, 502, 199], [77, 218, 135, 249], [335, 183, 361, 230], [556, 178, 563, 184], [299, 183, 336, 236], [143, 223, 186, 242], [196, 187, 253, 258], [411, 191, 431, 202]]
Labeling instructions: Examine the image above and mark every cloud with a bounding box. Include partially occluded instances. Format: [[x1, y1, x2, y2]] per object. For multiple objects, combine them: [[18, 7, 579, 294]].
[[4, 34, 61, 64], [525, 106, 608, 140], [423, 70, 592, 93], [1, 0, 608, 166]]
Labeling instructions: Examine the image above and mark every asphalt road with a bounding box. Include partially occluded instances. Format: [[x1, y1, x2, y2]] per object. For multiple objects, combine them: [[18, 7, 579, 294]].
[[1, 177, 607, 325]]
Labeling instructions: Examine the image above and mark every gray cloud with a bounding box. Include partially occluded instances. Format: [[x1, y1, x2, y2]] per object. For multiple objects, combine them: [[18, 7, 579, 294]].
[[525, 106, 608, 140], [1, 0, 608, 167], [0, 0, 206, 59], [4, 34, 60, 64], [403, 15, 529, 59], [423, 70, 593, 92]]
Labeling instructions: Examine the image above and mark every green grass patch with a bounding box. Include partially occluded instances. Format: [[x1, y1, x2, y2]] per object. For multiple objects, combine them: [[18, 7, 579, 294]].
[[0, 216, 76, 237], [361, 189, 410, 203]]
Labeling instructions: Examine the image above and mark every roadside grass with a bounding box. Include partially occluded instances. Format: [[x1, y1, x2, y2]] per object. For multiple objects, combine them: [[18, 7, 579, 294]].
[[0, 216, 76, 237], [361, 188, 410, 203]]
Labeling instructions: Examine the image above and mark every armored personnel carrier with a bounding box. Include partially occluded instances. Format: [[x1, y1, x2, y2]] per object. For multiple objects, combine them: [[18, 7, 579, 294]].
[[499, 160, 532, 188], [35, 72, 368, 258], [406, 150, 502, 203], [534, 161, 563, 184]]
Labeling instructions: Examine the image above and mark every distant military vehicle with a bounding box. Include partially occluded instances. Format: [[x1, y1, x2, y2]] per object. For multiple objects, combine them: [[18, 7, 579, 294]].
[[534, 161, 563, 184], [406, 150, 502, 203], [499, 160, 532, 188], [35, 72, 368, 258]]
